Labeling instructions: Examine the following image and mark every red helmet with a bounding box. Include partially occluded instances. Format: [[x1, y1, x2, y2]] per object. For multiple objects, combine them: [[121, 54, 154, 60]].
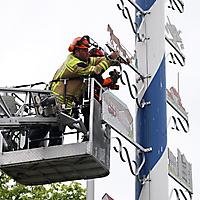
[[68, 36, 90, 52], [89, 48, 104, 57]]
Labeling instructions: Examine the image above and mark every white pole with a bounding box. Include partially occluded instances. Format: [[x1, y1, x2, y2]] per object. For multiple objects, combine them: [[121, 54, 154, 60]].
[[135, 0, 168, 199], [86, 179, 94, 200]]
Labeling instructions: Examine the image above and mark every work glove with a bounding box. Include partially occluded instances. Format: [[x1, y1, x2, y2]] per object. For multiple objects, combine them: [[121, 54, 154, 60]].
[[109, 69, 120, 84], [109, 51, 119, 59]]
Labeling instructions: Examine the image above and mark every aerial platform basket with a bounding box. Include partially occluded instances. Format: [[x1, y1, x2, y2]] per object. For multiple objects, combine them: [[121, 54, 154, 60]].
[[0, 79, 111, 185], [0, 140, 110, 186], [0, 98, 110, 185]]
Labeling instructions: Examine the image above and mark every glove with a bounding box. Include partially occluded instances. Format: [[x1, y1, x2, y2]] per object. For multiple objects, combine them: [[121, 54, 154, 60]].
[[109, 51, 119, 59], [109, 69, 120, 84], [109, 59, 121, 66]]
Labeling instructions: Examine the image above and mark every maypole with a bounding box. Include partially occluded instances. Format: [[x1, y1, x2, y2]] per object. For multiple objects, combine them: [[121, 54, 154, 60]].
[[135, 0, 168, 199]]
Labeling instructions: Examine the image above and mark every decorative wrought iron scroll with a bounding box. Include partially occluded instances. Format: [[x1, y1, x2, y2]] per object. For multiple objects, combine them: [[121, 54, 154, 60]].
[[167, 0, 184, 13], [170, 115, 189, 133], [122, 70, 149, 108], [117, 0, 150, 42], [165, 16, 185, 67], [167, 87, 189, 133], [169, 188, 192, 200], [113, 137, 151, 184]]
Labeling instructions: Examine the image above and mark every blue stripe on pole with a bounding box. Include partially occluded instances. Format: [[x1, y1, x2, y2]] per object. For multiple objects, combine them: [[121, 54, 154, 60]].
[[135, 56, 167, 200], [136, 0, 156, 10]]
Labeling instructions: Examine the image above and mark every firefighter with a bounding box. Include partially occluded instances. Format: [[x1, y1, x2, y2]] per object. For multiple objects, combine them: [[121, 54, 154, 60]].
[[50, 36, 119, 114], [48, 36, 119, 145]]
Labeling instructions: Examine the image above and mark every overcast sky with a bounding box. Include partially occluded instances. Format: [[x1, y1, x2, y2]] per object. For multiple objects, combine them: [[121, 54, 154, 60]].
[[0, 0, 199, 199]]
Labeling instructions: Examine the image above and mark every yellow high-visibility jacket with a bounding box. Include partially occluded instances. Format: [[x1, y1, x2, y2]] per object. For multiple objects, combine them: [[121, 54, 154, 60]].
[[50, 53, 111, 103]]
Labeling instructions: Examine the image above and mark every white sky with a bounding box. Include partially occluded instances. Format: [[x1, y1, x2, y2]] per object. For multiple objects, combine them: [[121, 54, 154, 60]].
[[0, 0, 199, 199]]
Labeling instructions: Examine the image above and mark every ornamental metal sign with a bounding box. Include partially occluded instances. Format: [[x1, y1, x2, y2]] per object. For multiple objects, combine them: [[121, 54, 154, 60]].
[[102, 90, 134, 142], [168, 148, 193, 193], [167, 86, 188, 120], [107, 24, 135, 65]]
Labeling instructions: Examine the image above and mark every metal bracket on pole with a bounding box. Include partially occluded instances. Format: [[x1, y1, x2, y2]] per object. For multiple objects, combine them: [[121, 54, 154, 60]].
[[112, 137, 152, 184], [121, 70, 151, 108]]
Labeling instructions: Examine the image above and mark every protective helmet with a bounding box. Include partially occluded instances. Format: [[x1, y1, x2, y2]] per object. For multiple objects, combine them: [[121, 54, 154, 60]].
[[89, 48, 104, 57], [68, 36, 90, 52]]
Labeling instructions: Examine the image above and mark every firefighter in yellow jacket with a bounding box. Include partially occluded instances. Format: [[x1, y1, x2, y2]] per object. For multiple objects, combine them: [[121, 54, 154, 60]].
[[46, 36, 119, 145], [50, 35, 119, 115]]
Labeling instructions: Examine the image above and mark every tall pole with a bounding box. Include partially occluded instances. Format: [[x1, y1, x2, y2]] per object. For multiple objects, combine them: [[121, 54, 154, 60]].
[[86, 180, 94, 200], [135, 0, 168, 199]]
